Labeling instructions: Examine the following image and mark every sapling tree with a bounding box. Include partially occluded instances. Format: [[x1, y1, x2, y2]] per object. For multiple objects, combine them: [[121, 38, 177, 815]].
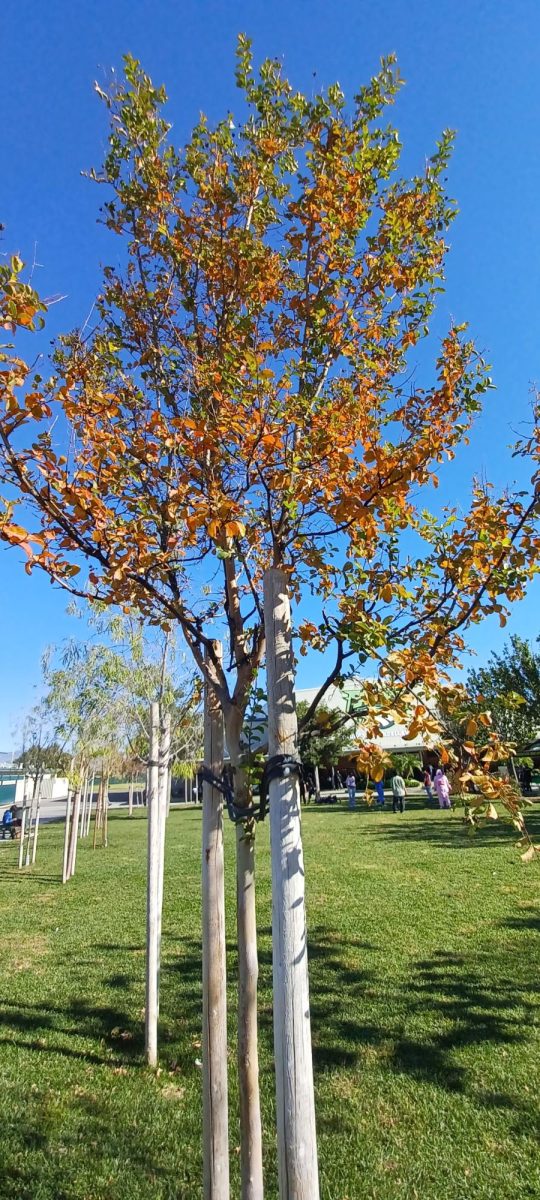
[[1, 38, 540, 1197]]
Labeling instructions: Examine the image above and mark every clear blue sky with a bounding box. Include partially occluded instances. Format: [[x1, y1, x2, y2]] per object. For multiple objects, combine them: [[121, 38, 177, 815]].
[[1, 0, 539, 748]]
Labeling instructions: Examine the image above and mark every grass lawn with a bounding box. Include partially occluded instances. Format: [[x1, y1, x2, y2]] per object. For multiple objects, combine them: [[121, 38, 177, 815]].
[[0, 802, 539, 1199]]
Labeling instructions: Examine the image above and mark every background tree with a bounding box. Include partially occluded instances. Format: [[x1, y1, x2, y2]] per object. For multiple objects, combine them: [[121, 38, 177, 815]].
[[467, 635, 540, 747], [297, 700, 352, 794]]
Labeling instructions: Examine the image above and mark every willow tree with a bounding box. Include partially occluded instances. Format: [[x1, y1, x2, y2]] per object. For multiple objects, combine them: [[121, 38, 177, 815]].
[[1, 38, 539, 1198]]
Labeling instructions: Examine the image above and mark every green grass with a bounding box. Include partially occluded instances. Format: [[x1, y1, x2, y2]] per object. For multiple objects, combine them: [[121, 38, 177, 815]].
[[0, 803, 539, 1199]]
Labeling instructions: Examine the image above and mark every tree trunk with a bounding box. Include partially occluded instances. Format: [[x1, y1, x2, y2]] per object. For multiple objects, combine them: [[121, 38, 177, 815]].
[[202, 643, 229, 1200], [128, 775, 134, 817], [18, 805, 27, 871], [224, 723, 264, 1200], [92, 778, 100, 849], [31, 794, 41, 865], [145, 702, 161, 1067], [24, 772, 41, 868], [264, 567, 320, 1200], [79, 771, 88, 838], [102, 775, 109, 847], [67, 786, 82, 879], [157, 712, 170, 964], [85, 773, 94, 836], [62, 791, 72, 882], [313, 765, 320, 802]]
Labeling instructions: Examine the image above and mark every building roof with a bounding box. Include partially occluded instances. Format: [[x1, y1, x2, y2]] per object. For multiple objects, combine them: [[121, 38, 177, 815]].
[[296, 679, 429, 754]]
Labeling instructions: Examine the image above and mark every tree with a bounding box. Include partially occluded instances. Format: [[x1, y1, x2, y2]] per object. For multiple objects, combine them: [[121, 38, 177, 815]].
[[297, 701, 352, 792], [467, 635, 540, 747], [1, 40, 540, 1196], [16, 739, 71, 776]]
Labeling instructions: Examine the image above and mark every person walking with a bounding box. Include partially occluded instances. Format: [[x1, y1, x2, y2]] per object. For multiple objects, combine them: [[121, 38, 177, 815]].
[[391, 771, 406, 813], [434, 768, 452, 809], [345, 771, 357, 809], [423, 767, 434, 804], [375, 779, 385, 807]]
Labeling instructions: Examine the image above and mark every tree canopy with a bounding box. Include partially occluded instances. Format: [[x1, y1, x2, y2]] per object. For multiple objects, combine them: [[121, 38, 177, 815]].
[[0, 37, 538, 774], [467, 635, 540, 749]]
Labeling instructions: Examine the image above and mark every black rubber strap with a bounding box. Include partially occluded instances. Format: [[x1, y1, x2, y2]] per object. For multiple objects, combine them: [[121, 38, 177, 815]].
[[260, 755, 305, 810], [200, 754, 305, 826], [199, 765, 265, 826]]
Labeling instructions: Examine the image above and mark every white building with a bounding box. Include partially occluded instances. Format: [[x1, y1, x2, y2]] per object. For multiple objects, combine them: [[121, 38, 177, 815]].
[[296, 679, 428, 756]]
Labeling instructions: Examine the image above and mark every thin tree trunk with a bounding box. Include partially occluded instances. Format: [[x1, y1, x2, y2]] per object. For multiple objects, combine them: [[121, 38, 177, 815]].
[[67, 786, 82, 879], [62, 791, 72, 883], [157, 712, 170, 959], [202, 643, 229, 1200], [128, 775, 134, 817], [18, 806, 27, 871], [236, 822, 263, 1200], [313, 765, 320, 801], [224, 728, 264, 1200], [264, 567, 320, 1200], [79, 771, 88, 838], [31, 796, 41, 864], [102, 775, 109, 847], [145, 702, 161, 1067]]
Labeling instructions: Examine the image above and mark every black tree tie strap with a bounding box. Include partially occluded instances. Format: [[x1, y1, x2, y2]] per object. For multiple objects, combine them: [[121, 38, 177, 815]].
[[199, 754, 305, 826], [199, 765, 265, 825], [259, 755, 306, 812]]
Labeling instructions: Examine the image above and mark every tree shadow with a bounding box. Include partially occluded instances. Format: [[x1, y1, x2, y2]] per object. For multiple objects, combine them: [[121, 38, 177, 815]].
[[0, 994, 144, 1065], [360, 810, 540, 851]]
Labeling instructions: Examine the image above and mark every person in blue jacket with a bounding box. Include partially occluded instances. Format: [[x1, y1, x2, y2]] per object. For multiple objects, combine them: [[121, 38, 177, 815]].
[[1, 806, 16, 840]]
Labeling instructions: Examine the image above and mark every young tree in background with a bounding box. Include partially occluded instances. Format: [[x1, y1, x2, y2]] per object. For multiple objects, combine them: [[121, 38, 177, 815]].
[[467, 635, 540, 746], [1, 39, 539, 1197]]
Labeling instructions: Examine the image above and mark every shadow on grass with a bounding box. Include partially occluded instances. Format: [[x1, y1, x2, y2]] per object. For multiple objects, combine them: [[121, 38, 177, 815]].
[[1, 913, 538, 1133], [357, 809, 540, 851], [0, 994, 144, 1066]]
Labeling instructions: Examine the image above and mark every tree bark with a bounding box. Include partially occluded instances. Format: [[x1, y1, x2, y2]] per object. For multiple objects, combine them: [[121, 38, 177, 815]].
[[62, 791, 72, 882], [145, 702, 161, 1067], [224, 719, 264, 1200], [157, 711, 170, 966], [85, 772, 94, 836], [67, 785, 82, 879], [31, 793, 41, 865], [264, 567, 320, 1200], [202, 642, 229, 1200], [313, 765, 320, 802]]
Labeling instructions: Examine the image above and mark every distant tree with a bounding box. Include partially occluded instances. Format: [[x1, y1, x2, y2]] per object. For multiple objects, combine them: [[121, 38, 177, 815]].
[[297, 701, 352, 789], [467, 635, 540, 747], [389, 752, 421, 781], [16, 741, 71, 776]]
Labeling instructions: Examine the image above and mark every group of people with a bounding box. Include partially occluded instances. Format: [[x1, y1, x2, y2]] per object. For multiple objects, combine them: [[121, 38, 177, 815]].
[[341, 764, 452, 812], [423, 766, 452, 808]]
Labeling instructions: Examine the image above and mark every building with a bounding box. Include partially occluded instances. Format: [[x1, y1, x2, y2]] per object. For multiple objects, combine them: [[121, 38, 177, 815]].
[[296, 678, 430, 759]]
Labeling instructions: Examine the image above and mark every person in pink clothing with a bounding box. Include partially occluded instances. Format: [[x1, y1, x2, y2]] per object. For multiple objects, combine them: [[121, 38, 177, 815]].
[[434, 768, 452, 809]]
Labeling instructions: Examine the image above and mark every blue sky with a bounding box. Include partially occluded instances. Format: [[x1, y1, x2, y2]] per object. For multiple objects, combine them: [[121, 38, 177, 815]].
[[1, 0, 539, 748]]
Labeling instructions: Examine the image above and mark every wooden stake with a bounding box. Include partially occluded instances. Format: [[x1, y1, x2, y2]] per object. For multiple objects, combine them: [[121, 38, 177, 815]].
[[18, 806, 27, 870], [86, 772, 95, 836], [145, 701, 161, 1067], [67, 786, 82, 878], [102, 775, 109, 847], [202, 642, 230, 1200], [157, 711, 171, 957], [79, 772, 88, 838], [264, 567, 320, 1200], [236, 819, 263, 1200], [31, 794, 41, 865], [62, 792, 72, 883]]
